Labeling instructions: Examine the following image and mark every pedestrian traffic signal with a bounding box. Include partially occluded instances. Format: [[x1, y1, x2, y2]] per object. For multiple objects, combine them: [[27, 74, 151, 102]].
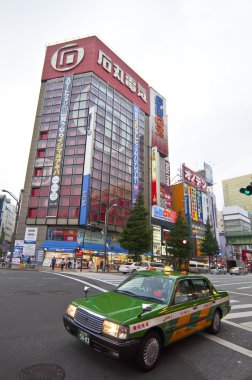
[[75, 246, 82, 256], [240, 185, 252, 196]]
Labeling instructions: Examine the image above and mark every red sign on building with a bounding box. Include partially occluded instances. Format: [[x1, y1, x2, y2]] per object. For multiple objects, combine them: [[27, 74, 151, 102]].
[[42, 36, 149, 114]]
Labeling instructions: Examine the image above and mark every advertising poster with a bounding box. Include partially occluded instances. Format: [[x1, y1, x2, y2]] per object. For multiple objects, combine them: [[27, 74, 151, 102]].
[[13, 240, 24, 258], [80, 106, 96, 224]]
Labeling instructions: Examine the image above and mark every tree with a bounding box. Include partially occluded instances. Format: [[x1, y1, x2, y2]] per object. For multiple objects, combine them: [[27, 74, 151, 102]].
[[200, 218, 219, 266], [119, 195, 152, 262], [166, 211, 192, 271]]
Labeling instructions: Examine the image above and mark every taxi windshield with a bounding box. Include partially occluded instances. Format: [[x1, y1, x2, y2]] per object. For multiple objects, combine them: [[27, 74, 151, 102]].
[[115, 275, 174, 304]]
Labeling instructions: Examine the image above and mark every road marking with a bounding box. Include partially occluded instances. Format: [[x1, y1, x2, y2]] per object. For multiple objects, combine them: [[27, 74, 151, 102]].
[[238, 286, 252, 289], [241, 321, 252, 328], [51, 272, 108, 292], [227, 291, 252, 297], [200, 332, 252, 358], [222, 319, 252, 332], [231, 304, 252, 309], [230, 300, 240, 303], [215, 281, 252, 286], [225, 311, 252, 319]]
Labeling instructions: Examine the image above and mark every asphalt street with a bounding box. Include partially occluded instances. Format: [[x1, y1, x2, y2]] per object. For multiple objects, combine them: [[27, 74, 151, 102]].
[[0, 269, 251, 380]]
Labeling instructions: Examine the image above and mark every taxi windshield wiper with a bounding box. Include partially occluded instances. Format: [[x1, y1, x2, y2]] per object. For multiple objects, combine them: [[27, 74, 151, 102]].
[[115, 289, 136, 296], [138, 295, 165, 304]]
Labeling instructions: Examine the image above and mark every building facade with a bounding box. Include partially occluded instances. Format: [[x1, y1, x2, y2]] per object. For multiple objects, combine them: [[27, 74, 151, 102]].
[[223, 174, 252, 216], [171, 163, 218, 258], [16, 36, 173, 267], [0, 195, 15, 252], [223, 206, 252, 234]]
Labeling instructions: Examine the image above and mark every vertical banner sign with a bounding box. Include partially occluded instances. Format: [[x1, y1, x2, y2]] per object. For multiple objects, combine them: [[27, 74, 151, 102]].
[[152, 147, 158, 205], [184, 183, 191, 224], [202, 192, 208, 224], [196, 189, 203, 222], [80, 106, 96, 225], [132, 104, 140, 204], [48, 75, 73, 206], [149, 88, 168, 156], [190, 186, 198, 221]]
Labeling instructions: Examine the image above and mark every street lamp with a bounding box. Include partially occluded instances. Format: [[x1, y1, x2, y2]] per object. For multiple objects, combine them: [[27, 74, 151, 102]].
[[102, 203, 117, 272], [2, 189, 24, 267]]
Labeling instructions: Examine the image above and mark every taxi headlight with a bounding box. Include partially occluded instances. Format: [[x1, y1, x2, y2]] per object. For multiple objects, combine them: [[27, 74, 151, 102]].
[[102, 320, 129, 339], [66, 304, 77, 319]]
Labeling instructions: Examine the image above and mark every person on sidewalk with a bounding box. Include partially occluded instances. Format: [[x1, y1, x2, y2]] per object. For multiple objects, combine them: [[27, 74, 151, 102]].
[[60, 258, 65, 271], [51, 256, 56, 270]]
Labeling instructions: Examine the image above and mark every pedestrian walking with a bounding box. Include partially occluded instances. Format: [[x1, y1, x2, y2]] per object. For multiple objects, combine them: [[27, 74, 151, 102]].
[[67, 258, 72, 269], [60, 258, 65, 271], [51, 256, 56, 270], [88, 258, 93, 271]]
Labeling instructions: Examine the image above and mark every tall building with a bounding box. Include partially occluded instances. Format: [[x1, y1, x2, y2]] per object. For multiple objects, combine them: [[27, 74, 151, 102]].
[[171, 163, 218, 258], [223, 174, 252, 215], [0, 195, 15, 252], [16, 36, 173, 266]]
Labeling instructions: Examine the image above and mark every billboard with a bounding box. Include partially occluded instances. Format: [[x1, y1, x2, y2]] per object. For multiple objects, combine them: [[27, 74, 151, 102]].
[[42, 36, 149, 114], [149, 88, 168, 156], [132, 104, 140, 204], [182, 164, 207, 192], [79, 106, 96, 225], [48, 75, 73, 207], [204, 162, 214, 186], [152, 206, 177, 223]]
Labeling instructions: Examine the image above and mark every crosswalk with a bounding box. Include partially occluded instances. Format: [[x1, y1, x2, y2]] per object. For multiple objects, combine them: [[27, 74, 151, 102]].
[[224, 300, 252, 330], [64, 271, 124, 287]]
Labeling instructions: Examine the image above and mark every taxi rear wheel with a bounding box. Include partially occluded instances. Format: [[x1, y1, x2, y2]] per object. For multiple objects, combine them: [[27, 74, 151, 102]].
[[207, 310, 221, 334], [137, 331, 161, 371]]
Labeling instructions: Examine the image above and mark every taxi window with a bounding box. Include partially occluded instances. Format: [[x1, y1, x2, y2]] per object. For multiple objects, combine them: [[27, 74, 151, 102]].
[[174, 279, 193, 304], [192, 279, 212, 298], [116, 275, 174, 303]]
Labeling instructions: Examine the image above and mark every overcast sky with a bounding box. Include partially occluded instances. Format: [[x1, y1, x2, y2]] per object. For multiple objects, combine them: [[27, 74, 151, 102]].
[[1, 0, 251, 209]]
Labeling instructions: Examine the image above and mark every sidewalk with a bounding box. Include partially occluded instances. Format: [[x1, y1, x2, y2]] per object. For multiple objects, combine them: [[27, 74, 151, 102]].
[[41, 267, 119, 274]]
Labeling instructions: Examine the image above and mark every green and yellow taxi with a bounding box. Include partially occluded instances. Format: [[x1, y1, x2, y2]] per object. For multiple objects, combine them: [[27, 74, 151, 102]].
[[63, 271, 230, 371]]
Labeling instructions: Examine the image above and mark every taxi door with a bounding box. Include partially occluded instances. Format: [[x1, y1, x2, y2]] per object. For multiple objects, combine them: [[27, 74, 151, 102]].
[[168, 279, 199, 344], [190, 278, 214, 330]]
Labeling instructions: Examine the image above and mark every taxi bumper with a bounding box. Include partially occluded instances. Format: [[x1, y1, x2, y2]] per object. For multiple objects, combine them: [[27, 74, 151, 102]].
[[63, 314, 141, 359]]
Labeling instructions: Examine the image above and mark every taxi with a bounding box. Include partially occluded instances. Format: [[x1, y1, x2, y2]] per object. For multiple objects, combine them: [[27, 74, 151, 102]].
[[63, 271, 230, 371]]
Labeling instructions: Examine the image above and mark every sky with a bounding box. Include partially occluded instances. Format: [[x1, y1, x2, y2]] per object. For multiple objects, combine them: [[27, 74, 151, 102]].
[[1, 0, 252, 210]]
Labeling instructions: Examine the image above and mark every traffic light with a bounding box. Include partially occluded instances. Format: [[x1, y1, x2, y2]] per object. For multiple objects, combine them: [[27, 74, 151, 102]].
[[240, 185, 252, 196], [75, 246, 82, 256]]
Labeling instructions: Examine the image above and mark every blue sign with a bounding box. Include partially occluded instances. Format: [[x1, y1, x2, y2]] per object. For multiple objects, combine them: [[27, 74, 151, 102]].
[[79, 174, 91, 225], [132, 104, 140, 204]]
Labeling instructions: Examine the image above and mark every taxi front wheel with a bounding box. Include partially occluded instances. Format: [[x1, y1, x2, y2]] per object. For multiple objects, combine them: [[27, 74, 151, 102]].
[[206, 310, 221, 334], [137, 331, 161, 371]]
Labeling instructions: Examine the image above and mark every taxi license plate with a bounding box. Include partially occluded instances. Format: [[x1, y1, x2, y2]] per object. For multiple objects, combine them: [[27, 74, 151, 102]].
[[78, 330, 90, 345]]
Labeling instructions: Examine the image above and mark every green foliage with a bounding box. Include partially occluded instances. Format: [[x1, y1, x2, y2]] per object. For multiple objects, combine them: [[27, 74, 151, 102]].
[[166, 211, 192, 270], [201, 218, 219, 263], [119, 195, 152, 262]]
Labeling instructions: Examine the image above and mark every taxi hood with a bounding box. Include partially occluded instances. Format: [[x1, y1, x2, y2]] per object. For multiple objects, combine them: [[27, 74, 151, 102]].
[[73, 291, 164, 324]]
